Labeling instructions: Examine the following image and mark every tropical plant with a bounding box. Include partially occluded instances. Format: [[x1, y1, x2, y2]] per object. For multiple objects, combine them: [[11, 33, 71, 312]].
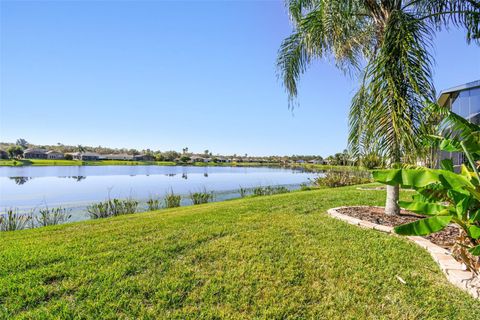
[[15, 138, 28, 149], [164, 191, 182, 208], [360, 151, 386, 169], [35, 207, 71, 227], [0, 209, 32, 231], [373, 106, 480, 273], [7, 145, 24, 159], [277, 0, 480, 215], [190, 189, 214, 205]]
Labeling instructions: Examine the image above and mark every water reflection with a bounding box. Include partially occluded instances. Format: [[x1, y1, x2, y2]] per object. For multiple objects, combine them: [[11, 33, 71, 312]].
[[0, 165, 318, 222], [10, 177, 31, 185]]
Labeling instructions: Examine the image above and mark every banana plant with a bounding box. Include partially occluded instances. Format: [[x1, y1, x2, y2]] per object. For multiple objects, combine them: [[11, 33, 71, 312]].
[[373, 105, 480, 273]]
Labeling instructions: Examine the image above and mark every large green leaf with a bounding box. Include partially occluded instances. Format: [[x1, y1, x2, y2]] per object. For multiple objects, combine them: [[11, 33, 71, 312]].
[[440, 138, 462, 152], [398, 200, 450, 216], [470, 210, 480, 223], [394, 215, 452, 236], [440, 159, 454, 172], [467, 225, 480, 239], [469, 245, 480, 256], [447, 190, 472, 218], [373, 168, 474, 190]]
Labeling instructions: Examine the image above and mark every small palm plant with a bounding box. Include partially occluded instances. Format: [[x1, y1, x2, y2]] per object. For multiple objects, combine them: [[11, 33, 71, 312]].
[[374, 105, 480, 273]]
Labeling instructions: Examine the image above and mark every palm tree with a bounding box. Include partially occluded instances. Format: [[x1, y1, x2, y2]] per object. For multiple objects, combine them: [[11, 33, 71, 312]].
[[278, 0, 479, 215]]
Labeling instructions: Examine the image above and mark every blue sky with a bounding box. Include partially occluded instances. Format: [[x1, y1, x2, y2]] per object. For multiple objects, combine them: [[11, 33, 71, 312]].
[[1, 1, 479, 157]]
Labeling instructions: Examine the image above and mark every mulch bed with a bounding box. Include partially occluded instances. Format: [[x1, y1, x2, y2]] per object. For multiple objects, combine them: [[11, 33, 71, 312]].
[[337, 206, 459, 248]]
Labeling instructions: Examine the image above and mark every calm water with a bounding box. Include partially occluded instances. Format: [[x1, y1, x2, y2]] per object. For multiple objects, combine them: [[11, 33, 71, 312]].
[[0, 165, 318, 221]]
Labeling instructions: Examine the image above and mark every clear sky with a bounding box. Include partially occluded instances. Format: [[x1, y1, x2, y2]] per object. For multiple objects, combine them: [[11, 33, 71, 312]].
[[1, 1, 479, 156]]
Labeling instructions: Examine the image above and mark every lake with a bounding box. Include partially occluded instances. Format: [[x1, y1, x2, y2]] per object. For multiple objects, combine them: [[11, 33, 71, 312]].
[[0, 165, 318, 221]]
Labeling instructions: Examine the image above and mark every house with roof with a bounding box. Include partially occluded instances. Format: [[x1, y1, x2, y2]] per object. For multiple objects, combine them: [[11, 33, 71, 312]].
[[69, 152, 100, 161], [23, 148, 48, 159], [134, 154, 154, 161], [101, 154, 134, 161], [189, 155, 205, 163], [0, 150, 8, 159], [437, 80, 480, 167], [46, 150, 65, 160]]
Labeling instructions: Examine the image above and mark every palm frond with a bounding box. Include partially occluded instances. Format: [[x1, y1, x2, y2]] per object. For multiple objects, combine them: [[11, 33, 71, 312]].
[[410, 0, 480, 43]]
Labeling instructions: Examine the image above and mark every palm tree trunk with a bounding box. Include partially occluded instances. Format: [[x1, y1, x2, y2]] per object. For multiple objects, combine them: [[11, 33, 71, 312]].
[[385, 184, 400, 215], [385, 151, 400, 215]]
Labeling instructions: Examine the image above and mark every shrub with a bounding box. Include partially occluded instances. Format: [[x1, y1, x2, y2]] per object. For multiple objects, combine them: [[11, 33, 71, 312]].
[[87, 198, 139, 219], [312, 170, 372, 188], [190, 189, 214, 205], [0, 209, 32, 231], [146, 196, 162, 211], [180, 156, 191, 163], [164, 191, 181, 208], [35, 207, 71, 227], [64, 154, 73, 160]]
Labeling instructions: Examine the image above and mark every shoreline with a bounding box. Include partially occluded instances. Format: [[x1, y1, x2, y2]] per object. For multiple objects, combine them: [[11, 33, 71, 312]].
[[0, 159, 360, 172]]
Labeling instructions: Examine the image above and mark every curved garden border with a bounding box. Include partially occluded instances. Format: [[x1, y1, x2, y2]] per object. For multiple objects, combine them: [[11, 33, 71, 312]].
[[327, 206, 480, 299]]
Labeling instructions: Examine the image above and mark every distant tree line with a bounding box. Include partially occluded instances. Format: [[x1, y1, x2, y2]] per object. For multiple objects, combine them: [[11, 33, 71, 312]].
[[1, 139, 379, 166]]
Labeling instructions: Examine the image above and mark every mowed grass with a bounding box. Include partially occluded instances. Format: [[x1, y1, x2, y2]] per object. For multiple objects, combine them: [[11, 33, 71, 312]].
[[1, 187, 479, 319]]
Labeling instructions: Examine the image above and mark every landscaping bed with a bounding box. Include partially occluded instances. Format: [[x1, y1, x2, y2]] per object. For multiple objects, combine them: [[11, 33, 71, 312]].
[[336, 206, 460, 248]]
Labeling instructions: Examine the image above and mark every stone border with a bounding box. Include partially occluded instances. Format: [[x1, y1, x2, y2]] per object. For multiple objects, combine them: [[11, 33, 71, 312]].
[[327, 206, 480, 299]]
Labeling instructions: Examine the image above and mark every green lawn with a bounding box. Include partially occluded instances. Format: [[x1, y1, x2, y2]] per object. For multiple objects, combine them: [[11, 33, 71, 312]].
[[0, 159, 177, 167], [1, 186, 479, 319]]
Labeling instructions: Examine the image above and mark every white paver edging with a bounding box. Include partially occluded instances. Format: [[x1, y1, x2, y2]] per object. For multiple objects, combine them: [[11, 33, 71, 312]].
[[327, 206, 480, 299]]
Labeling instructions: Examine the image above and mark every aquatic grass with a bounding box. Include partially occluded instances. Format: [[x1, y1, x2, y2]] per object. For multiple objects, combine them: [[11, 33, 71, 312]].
[[35, 207, 72, 227], [87, 198, 139, 219], [0, 209, 32, 231], [146, 196, 162, 211], [239, 186, 248, 198], [164, 191, 181, 208], [189, 188, 214, 205], [252, 185, 290, 196]]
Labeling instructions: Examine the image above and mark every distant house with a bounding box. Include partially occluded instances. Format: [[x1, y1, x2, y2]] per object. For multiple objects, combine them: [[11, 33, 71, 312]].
[[23, 149, 48, 159], [101, 154, 134, 161], [46, 150, 65, 160], [134, 154, 154, 161], [190, 156, 205, 163], [296, 160, 306, 164], [204, 158, 212, 163], [308, 159, 323, 164], [69, 152, 100, 161], [0, 150, 8, 159]]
